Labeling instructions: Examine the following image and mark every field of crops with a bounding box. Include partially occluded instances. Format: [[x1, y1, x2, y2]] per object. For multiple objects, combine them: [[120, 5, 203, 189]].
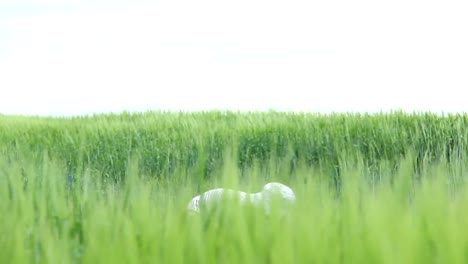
[[1, 110, 468, 263]]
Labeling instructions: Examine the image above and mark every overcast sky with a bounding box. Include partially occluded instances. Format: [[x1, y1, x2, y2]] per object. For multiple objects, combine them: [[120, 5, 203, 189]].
[[1, 0, 467, 116]]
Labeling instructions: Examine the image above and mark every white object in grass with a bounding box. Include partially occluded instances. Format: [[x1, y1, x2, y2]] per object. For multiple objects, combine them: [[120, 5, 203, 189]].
[[187, 182, 296, 215]]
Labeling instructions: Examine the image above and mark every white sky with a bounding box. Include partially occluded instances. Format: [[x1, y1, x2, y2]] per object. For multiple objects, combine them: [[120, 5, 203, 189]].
[[0, 0, 467, 116]]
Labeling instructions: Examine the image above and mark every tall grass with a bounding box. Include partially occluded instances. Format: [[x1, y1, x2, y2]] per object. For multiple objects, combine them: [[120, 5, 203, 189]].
[[1, 111, 468, 263]]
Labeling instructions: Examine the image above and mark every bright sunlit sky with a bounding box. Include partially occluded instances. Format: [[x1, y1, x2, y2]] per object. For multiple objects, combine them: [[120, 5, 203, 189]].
[[1, 0, 467, 116]]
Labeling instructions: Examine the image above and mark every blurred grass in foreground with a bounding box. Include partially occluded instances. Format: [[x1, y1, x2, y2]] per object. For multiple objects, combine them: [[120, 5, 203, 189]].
[[1, 149, 468, 263]]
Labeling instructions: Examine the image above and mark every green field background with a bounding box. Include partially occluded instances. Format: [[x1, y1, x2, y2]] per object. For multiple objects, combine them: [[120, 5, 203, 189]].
[[2, 111, 467, 181]]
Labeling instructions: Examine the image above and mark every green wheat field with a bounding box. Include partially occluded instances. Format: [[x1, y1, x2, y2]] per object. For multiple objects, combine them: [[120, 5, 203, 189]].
[[2, 110, 468, 263]]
